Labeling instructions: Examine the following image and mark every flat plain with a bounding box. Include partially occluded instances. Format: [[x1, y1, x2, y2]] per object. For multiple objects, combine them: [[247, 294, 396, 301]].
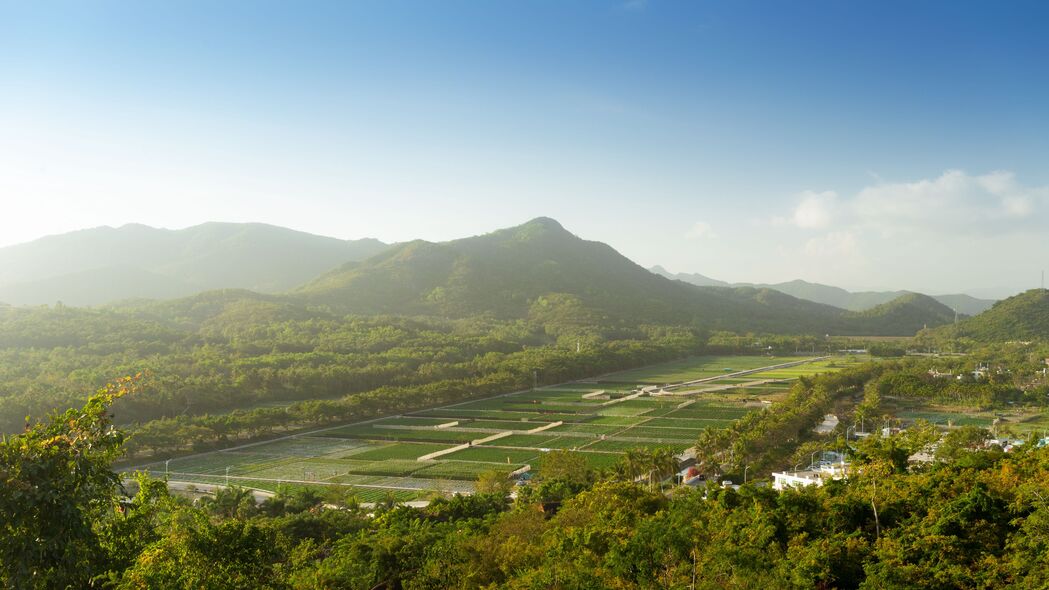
[[136, 354, 866, 500]]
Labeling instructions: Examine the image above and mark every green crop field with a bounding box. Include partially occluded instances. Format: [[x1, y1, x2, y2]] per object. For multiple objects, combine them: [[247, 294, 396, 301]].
[[599, 355, 815, 384], [135, 354, 861, 500], [444, 446, 542, 463], [414, 461, 521, 480], [350, 442, 455, 461]]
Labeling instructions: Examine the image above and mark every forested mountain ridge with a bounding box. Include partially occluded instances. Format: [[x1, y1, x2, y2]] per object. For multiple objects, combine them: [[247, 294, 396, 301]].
[[651, 267, 996, 315], [0, 222, 388, 306], [928, 288, 1049, 342], [300, 217, 956, 336]]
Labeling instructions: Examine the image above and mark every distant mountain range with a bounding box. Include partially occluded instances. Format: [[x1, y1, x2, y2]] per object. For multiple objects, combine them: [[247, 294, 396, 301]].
[[649, 266, 996, 316], [0, 223, 388, 306], [298, 217, 957, 335], [0, 217, 967, 336]]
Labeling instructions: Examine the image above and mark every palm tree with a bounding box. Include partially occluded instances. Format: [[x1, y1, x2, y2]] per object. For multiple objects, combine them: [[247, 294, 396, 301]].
[[649, 448, 680, 490]]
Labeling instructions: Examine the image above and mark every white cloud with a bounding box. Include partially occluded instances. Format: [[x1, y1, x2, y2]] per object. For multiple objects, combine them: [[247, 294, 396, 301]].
[[804, 231, 857, 258], [852, 169, 1046, 234], [792, 190, 837, 229], [684, 221, 716, 239]]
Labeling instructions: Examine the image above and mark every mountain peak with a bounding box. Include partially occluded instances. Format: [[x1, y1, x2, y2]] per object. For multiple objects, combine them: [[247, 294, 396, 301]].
[[522, 216, 565, 231]]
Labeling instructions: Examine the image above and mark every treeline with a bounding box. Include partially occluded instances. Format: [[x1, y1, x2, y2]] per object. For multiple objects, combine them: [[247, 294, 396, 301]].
[[0, 302, 703, 435], [4, 388, 1048, 589]]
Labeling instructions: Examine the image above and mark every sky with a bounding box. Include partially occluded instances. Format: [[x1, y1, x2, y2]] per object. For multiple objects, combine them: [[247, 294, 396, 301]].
[[2, 0, 1048, 298]]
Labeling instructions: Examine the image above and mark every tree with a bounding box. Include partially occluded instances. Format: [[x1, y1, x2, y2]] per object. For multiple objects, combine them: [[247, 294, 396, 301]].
[[0, 378, 134, 589], [475, 469, 514, 496], [535, 449, 592, 485]]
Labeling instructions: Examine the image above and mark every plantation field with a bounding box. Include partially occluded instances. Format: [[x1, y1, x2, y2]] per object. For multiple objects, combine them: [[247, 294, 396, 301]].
[[598, 355, 815, 384], [136, 354, 858, 499]]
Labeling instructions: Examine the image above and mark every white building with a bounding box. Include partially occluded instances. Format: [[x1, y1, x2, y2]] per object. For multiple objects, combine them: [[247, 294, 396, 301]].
[[772, 453, 849, 491]]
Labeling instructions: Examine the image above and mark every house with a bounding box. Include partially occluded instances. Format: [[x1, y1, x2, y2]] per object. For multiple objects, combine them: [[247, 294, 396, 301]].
[[772, 452, 849, 491]]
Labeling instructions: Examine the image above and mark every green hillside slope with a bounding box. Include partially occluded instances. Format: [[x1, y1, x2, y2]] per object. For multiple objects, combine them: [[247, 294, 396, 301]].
[[300, 218, 952, 336], [933, 289, 1049, 341]]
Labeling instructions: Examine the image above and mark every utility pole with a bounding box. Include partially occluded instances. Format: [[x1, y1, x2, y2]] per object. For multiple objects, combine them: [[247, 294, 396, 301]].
[[533, 369, 538, 390], [225, 466, 230, 487]]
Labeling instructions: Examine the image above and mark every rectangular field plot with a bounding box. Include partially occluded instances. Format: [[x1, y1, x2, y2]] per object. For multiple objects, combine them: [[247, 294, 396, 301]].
[[235, 437, 369, 458], [596, 405, 654, 417], [414, 461, 521, 480], [459, 419, 553, 431], [666, 406, 750, 420], [413, 408, 581, 422], [547, 423, 620, 435], [643, 417, 733, 429], [349, 442, 456, 461], [317, 425, 476, 444], [343, 460, 431, 477], [371, 416, 462, 427], [485, 434, 560, 448], [615, 426, 698, 439], [599, 355, 811, 384], [444, 446, 542, 463], [586, 415, 648, 426], [480, 434, 592, 449], [583, 439, 690, 453]]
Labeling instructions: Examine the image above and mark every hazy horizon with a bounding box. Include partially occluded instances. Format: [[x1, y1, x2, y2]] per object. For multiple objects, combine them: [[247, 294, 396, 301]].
[[3, 1, 1047, 297], [0, 217, 1022, 300]]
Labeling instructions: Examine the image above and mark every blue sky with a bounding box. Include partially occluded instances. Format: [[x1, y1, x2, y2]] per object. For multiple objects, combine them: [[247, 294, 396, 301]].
[[2, 0, 1048, 296]]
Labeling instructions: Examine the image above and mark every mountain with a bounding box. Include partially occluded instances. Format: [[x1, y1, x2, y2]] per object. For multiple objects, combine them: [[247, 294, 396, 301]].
[[648, 265, 728, 287], [300, 217, 954, 335], [932, 289, 1049, 341], [0, 223, 389, 306], [649, 268, 995, 315]]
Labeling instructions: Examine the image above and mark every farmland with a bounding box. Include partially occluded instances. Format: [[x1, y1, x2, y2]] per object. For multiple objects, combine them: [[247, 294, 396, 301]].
[[133, 354, 860, 499]]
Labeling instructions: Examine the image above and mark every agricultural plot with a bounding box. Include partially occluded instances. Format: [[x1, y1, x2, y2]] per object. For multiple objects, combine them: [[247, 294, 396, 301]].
[[599, 355, 814, 384], [349, 442, 454, 461], [445, 447, 541, 463], [137, 354, 857, 499]]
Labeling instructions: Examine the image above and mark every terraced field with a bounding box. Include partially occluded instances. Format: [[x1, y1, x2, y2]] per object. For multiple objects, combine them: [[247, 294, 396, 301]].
[[134, 354, 856, 499]]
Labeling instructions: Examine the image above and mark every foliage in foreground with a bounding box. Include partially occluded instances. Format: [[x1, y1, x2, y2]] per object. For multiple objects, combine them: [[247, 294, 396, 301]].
[[3, 388, 1049, 589]]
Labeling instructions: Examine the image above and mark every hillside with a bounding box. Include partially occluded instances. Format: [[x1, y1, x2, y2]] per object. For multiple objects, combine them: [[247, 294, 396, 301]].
[[0, 223, 389, 306], [650, 268, 995, 315], [933, 288, 1049, 341], [300, 218, 953, 336], [844, 292, 958, 334]]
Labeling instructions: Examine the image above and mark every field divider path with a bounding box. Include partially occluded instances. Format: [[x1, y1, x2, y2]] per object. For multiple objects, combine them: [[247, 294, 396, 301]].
[[601, 391, 646, 407], [527, 421, 562, 434], [417, 431, 515, 461]]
